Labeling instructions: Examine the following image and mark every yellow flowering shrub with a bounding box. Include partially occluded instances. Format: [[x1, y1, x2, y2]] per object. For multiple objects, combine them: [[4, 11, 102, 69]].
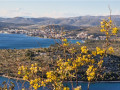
[[17, 16, 118, 90], [100, 17, 118, 40], [18, 63, 46, 90]]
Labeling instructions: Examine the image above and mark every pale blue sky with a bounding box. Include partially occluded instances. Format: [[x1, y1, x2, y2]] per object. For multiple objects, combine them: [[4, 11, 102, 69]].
[[0, 0, 120, 18]]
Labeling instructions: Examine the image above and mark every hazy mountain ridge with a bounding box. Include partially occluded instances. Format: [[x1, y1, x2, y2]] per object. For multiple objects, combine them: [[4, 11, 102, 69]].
[[0, 15, 120, 26], [0, 22, 31, 29]]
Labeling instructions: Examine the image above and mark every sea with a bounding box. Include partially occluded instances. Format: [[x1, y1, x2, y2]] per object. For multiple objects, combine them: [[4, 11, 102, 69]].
[[0, 33, 120, 90], [0, 33, 84, 49]]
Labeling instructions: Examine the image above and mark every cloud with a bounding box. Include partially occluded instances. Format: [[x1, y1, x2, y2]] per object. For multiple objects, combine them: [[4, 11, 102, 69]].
[[38, 11, 85, 18], [0, 8, 39, 17], [0, 8, 120, 18], [0, 8, 85, 18]]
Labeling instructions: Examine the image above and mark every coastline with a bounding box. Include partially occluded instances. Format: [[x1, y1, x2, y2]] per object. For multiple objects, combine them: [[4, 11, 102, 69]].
[[1, 75, 120, 83], [1, 75, 24, 81], [0, 32, 84, 41]]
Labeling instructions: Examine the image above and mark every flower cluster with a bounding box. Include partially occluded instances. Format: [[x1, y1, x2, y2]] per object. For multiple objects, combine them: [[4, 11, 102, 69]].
[[86, 65, 97, 81], [76, 41, 81, 45], [108, 47, 114, 53], [100, 17, 118, 38], [96, 47, 105, 55], [62, 38, 69, 47], [63, 87, 70, 90], [18, 63, 45, 90], [81, 46, 88, 54]]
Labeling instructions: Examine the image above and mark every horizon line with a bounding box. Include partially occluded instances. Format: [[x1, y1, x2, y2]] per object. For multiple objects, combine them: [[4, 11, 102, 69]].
[[1, 14, 120, 19]]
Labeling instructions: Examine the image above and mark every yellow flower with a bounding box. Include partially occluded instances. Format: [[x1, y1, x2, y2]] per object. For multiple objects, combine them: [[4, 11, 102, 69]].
[[62, 38, 67, 42], [109, 20, 112, 23], [18, 71, 21, 75], [34, 78, 38, 83], [100, 29, 104, 32], [101, 21, 103, 25], [21, 65, 25, 70], [33, 83, 39, 90], [23, 75, 28, 80], [34, 67, 38, 73], [87, 54, 91, 58], [76, 41, 81, 45], [30, 67, 34, 72], [98, 60, 103, 67], [35, 63, 38, 66], [31, 64, 34, 67], [96, 47, 105, 55], [106, 32, 109, 35], [101, 25, 104, 28], [41, 81, 46, 87], [63, 87, 70, 90], [96, 47, 100, 51], [30, 80, 34, 85], [39, 67, 42, 71], [63, 43, 69, 47], [74, 86, 82, 90], [105, 23, 108, 27], [67, 59, 70, 62], [112, 27, 118, 35], [91, 59, 95, 64], [108, 47, 114, 53], [92, 51, 96, 56], [45, 79, 52, 83], [86, 65, 96, 81], [46, 71, 53, 79], [69, 48, 76, 54], [81, 46, 88, 53]]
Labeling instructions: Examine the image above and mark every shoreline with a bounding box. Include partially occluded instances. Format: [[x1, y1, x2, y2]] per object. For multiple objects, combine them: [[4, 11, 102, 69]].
[[1, 75, 24, 81], [0, 33, 84, 40], [1, 75, 120, 83]]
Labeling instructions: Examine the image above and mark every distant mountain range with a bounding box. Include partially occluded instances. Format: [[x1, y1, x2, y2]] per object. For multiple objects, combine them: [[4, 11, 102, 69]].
[[0, 15, 120, 26]]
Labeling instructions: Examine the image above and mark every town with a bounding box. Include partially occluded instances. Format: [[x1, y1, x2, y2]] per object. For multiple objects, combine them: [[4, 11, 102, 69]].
[[0, 27, 107, 40]]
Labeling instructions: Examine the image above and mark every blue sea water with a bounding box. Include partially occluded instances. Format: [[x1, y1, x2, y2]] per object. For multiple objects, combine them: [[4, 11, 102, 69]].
[[0, 77, 120, 90], [0, 33, 84, 49]]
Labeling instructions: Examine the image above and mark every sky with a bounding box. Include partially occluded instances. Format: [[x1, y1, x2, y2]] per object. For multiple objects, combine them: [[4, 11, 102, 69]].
[[0, 0, 120, 18]]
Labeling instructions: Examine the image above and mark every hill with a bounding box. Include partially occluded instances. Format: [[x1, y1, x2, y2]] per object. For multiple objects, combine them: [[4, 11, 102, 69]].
[[0, 15, 120, 26]]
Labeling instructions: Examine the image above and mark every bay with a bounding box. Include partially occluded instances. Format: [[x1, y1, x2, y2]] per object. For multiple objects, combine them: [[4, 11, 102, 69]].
[[0, 33, 84, 49]]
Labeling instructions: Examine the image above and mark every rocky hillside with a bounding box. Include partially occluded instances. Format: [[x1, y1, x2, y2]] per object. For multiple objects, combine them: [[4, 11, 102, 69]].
[[0, 15, 120, 26]]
